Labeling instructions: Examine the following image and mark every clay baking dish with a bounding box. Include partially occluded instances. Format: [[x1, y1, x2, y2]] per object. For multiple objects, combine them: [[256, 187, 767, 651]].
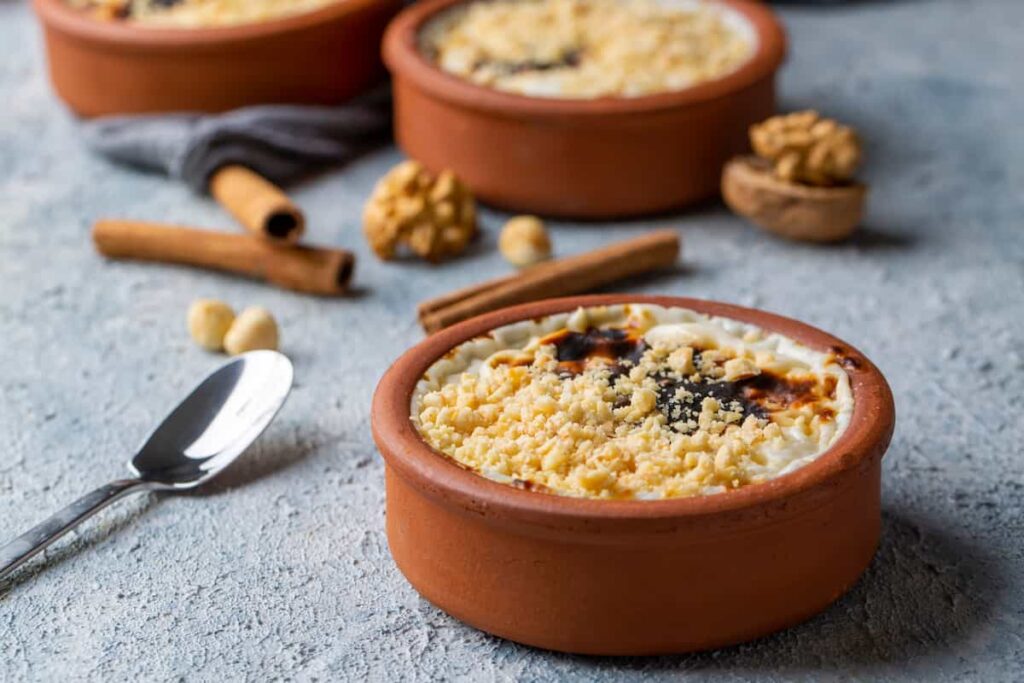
[[372, 294, 895, 655], [382, 0, 786, 218], [32, 0, 402, 116]]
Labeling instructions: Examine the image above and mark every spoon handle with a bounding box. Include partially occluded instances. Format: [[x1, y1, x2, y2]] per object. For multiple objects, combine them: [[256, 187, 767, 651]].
[[0, 479, 150, 582]]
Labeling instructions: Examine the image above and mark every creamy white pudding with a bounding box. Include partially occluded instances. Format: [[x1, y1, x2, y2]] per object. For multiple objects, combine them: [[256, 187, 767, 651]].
[[413, 304, 852, 500], [419, 0, 754, 99]]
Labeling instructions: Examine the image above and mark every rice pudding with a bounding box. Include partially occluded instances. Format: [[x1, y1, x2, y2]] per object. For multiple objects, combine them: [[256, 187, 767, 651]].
[[413, 304, 852, 500], [419, 0, 754, 99], [66, 0, 341, 26]]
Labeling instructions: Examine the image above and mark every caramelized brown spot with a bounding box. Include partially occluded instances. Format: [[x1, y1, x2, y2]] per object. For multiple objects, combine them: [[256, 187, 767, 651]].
[[829, 345, 861, 371], [475, 50, 581, 77], [653, 372, 766, 431], [654, 368, 836, 432], [742, 371, 838, 422], [544, 328, 646, 375], [742, 372, 819, 411]]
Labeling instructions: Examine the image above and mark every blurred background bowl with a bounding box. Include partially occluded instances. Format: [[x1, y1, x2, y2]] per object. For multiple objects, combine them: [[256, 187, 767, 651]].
[[384, 0, 786, 219], [33, 0, 402, 116]]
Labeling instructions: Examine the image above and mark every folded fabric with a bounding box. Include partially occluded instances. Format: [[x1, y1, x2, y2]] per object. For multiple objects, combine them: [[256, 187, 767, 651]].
[[81, 86, 392, 193]]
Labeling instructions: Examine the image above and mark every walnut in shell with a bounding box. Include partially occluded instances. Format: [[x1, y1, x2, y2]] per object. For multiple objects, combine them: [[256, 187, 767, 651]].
[[723, 111, 867, 242], [721, 157, 866, 243], [363, 160, 477, 262]]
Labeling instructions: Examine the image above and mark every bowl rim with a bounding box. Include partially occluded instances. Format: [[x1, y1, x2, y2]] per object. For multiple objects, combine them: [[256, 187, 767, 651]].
[[382, 0, 787, 117], [32, 0, 394, 48], [372, 295, 895, 530]]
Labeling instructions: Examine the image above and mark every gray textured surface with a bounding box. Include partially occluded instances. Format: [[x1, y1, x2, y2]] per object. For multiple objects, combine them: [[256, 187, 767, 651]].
[[1, 0, 1022, 680]]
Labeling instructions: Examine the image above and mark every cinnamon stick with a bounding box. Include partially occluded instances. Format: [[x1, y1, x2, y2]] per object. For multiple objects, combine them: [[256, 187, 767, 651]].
[[419, 230, 680, 333], [209, 165, 306, 243], [93, 220, 353, 295], [416, 269, 530, 318]]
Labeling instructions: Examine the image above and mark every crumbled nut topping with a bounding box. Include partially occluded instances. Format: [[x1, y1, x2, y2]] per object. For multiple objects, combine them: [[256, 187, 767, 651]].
[[414, 307, 850, 500], [750, 111, 862, 186], [363, 160, 477, 262], [420, 0, 753, 99], [66, 0, 339, 25]]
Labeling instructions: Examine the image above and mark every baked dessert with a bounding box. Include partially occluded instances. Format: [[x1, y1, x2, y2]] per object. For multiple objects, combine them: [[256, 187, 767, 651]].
[[66, 0, 340, 26], [413, 304, 852, 500], [419, 0, 754, 99]]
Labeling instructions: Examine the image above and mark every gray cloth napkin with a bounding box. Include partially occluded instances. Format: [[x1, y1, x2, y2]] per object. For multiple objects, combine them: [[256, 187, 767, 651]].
[[81, 87, 392, 193]]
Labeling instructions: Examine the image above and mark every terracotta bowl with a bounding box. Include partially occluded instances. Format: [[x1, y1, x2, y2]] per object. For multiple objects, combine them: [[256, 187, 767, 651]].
[[32, 0, 402, 116], [382, 0, 786, 218], [372, 295, 894, 655]]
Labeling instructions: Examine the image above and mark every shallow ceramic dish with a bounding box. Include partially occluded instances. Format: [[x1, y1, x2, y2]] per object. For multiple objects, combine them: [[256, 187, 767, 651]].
[[372, 294, 894, 655], [33, 0, 402, 116], [382, 0, 786, 218]]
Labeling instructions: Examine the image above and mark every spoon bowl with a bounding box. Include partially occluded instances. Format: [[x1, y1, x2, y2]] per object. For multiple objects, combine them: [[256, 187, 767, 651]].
[[131, 350, 294, 488]]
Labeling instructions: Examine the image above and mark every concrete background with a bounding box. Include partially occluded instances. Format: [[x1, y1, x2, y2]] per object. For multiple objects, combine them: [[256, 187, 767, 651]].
[[1, 0, 1022, 680]]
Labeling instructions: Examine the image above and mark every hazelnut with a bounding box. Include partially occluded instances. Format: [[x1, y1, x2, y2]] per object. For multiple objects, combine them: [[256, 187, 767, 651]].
[[499, 216, 552, 267], [723, 357, 761, 382], [187, 299, 235, 351], [223, 307, 279, 356], [363, 160, 477, 262]]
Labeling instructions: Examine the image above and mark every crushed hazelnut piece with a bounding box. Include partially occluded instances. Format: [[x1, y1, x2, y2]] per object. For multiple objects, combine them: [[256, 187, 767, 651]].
[[723, 357, 760, 382], [499, 216, 552, 267], [667, 347, 695, 375], [363, 160, 477, 262], [750, 111, 862, 186], [416, 319, 848, 500]]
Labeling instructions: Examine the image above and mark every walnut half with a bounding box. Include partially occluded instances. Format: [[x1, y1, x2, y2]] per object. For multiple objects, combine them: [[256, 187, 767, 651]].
[[750, 110, 862, 187], [723, 111, 867, 242], [363, 160, 477, 262]]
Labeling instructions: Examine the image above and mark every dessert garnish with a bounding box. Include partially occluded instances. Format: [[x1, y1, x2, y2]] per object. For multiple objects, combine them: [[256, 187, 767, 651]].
[[722, 111, 868, 242], [413, 304, 852, 499], [419, 0, 753, 99], [363, 160, 477, 263]]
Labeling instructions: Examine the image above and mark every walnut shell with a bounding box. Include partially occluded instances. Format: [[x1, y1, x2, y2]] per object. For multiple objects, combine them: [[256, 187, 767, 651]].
[[721, 156, 866, 243]]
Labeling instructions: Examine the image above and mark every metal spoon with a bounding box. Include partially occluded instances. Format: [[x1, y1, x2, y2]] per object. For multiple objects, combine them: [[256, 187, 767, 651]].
[[0, 350, 294, 582]]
